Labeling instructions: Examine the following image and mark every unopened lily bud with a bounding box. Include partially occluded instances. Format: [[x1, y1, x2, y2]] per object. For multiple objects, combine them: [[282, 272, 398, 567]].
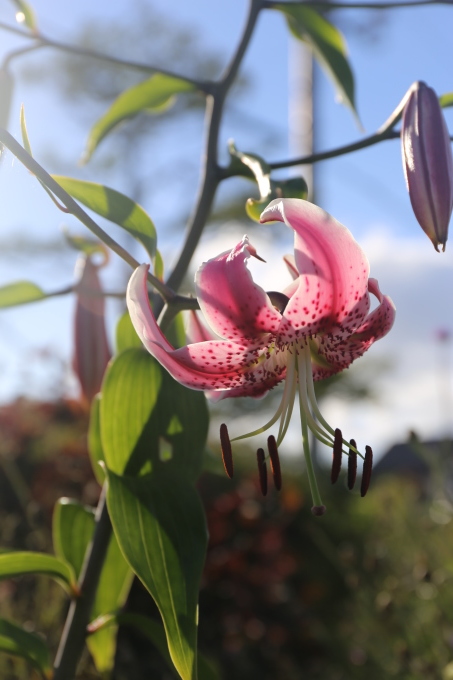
[[73, 255, 111, 406], [401, 81, 453, 252]]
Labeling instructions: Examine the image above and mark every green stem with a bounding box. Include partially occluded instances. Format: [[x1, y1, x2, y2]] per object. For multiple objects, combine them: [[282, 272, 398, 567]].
[[265, 0, 452, 9], [268, 128, 399, 171], [161, 0, 264, 311], [299, 398, 324, 510], [53, 486, 112, 680]]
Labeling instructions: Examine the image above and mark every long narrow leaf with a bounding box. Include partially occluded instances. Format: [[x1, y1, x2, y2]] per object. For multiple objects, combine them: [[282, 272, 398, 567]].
[[278, 5, 358, 121], [85, 73, 195, 159], [0, 618, 51, 679], [0, 552, 75, 593], [106, 469, 208, 680]]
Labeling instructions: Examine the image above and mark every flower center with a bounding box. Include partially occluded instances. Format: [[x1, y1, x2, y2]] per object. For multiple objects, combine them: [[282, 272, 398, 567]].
[[220, 339, 372, 515]]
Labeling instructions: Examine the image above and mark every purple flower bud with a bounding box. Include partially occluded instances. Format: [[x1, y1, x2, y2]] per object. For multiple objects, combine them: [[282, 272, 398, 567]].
[[73, 255, 111, 406], [401, 81, 453, 252]]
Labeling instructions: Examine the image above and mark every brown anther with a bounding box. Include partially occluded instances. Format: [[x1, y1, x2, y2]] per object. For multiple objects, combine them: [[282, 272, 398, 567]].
[[360, 445, 373, 497], [311, 505, 327, 517], [220, 423, 234, 479], [267, 435, 282, 490], [331, 428, 343, 484], [256, 448, 268, 496], [347, 439, 357, 490]]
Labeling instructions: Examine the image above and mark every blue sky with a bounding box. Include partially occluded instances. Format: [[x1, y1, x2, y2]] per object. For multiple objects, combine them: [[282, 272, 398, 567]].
[[0, 0, 452, 457]]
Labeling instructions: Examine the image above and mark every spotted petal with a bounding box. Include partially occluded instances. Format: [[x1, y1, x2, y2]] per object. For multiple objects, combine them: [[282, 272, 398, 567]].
[[195, 237, 282, 343], [261, 199, 370, 342], [126, 264, 277, 391], [314, 278, 396, 379]]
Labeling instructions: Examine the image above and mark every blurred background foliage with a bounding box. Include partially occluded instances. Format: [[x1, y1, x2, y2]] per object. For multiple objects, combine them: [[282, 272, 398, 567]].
[[1, 395, 453, 679]]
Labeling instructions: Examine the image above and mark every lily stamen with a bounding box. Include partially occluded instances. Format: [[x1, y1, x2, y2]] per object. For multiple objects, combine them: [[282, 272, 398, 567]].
[[360, 445, 373, 497], [331, 428, 343, 484], [348, 440, 358, 490], [220, 423, 234, 479], [256, 448, 268, 496], [267, 435, 282, 490]]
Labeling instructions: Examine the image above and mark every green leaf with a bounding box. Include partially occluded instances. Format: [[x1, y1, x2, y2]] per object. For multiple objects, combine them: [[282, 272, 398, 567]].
[[0, 281, 46, 308], [64, 231, 109, 260], [92, 612, 220, 680], [439, 92, 453, 109], [246, 176, 308, 221], [85, 73, 195, 160], [88, 395, 106, 484], [53, 499, 94, 579], [20, 105, 70, 213], [53, 499, 133, 674], [0, 552, 75, 593], [115, 311, 143, 354], [20, 104, 32, 155], [153, 248, 165, 280], [100, 348, 163, 475], [0, 618, 51, 679], [228, 141, 271, 196], [11, 0, 37, 31], [52, 176, 157, 260], [155, 370, 208, 482], [106, 469, 208, 680], [277, 5, 358, 120], [87, 531, 133, 674]]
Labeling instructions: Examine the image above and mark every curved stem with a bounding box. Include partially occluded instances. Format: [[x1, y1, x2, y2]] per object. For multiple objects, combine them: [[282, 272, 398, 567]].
[[162, 0, 264, 310], [53, 486, 112, 680], [0, 21, 208, 91], [268, 128, 399, 170], [265, 0, 453, 9]]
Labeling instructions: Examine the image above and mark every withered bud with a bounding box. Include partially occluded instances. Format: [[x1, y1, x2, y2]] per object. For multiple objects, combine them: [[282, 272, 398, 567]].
[[256, 448, 268, 496], [220, 423, 234, 478], [331, 428, 343, 484], [267, 435, 282, 490], [360, 445, 373, 497], [347, 439, 358, 490]]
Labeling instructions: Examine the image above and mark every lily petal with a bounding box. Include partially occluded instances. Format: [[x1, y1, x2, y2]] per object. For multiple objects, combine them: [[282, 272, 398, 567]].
[[261, 199, 370, 341], [126, 264, 279, 391], [186, 310, 219, 344], [315, 278, 396, 378], [195, 236, 282, 342]]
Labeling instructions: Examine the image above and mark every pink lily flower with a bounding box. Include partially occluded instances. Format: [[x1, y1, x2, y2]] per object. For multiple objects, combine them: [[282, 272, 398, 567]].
[[126, 199, 395, 513]]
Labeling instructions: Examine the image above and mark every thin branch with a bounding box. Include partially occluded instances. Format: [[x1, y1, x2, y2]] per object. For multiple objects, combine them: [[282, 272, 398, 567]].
[[2, 43, 41, 68], [0, 129, 174, 302], [163, 0, 264, 307], [265, 0, 453, 9], [53, 487, 112, 680], [0, 21, 210, 92], [268, 129, 400, 170]]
